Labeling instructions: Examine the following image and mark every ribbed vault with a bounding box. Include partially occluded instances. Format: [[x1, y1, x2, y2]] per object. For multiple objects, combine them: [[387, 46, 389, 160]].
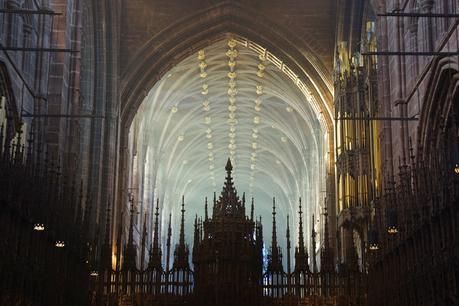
[[129, 37, 329, 258]]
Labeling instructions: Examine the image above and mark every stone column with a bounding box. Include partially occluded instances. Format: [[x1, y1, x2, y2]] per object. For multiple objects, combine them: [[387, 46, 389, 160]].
[[420, 0, 434, 58]]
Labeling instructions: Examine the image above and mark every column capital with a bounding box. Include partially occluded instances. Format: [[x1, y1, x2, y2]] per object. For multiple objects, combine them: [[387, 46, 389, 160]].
[[420, 0, 434, 12]]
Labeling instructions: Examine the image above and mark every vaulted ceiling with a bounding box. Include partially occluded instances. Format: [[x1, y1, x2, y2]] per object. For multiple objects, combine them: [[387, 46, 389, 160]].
[[120, 0, 337, 76], [129, 37, 329, 253]]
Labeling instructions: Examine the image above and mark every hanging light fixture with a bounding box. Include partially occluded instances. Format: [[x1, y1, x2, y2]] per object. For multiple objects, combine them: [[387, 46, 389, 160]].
[[55, 241, 66, 248], [90, 270, 99, 277], [386, 208, 399, 234], [368, 229, 379, 251], [33, 223, 45, 231]]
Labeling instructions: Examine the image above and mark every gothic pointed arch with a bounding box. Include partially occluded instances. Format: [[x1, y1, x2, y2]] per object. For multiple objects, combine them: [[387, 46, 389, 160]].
[[418, 57, 459, 163], [0, 62, 20, 133], [119, 1, 334, 134]]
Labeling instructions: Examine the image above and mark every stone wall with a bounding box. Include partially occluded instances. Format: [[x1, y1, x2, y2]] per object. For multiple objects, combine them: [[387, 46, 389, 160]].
[[375, 0, 459, 181]]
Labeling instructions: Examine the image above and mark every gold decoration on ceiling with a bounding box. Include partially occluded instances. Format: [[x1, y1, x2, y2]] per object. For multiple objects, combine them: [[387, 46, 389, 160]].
[[228, 60, 236, 69], [198, 50, 205, 60], [227, 38, 237, 49], [198, 49, 215, 185], [227, 71, 237, 79], [256, 85, 263, 95], [228, 88, 238, 96], [226, 38, 239, 164], [250, 53, 267, 195], [257, 63, 266, 78], [226, 49, 239, 59]]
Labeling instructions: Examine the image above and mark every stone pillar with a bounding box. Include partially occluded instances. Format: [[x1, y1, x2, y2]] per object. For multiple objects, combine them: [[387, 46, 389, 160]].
[[420, 0, 434, 58]]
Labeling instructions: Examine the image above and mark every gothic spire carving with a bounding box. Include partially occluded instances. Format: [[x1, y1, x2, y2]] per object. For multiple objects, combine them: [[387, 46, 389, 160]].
[[271, 198, 279, 256], [214, 158, 244, 218], [128, 199, 135, 247], [204, 197, 208, 221], [311, 214, 318, 273], [193, 214, 199, 248], [140, 213, 148, 271], [286, 214, 292, 277], [285, 214, 293, 295], [267, 198, 283, 272], [320, 207, 335, 273], [166, 212, 172, 272], [173, 196, 190, 269], [123, 198, 137, 270], [179, 196, 186, 247], [295, 197, 309, 272], [250, 197, 254, 222], [148, 199, 162, 270]]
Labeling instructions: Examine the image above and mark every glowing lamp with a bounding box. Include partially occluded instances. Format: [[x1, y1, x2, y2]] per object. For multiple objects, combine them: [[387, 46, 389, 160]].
[[55, 241, 66, 248], [90, 271, 99, 277], [33, 223, 45, 231], [454, 164, 459, 174], [386, 209, 399, 235], [368, 230, 379, 251]]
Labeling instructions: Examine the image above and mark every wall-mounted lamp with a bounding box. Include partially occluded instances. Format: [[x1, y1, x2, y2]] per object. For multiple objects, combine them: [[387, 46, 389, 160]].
[[368, 229, 379, 251], [386, 209, 399, 235], [33, 223, 45, 231]]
